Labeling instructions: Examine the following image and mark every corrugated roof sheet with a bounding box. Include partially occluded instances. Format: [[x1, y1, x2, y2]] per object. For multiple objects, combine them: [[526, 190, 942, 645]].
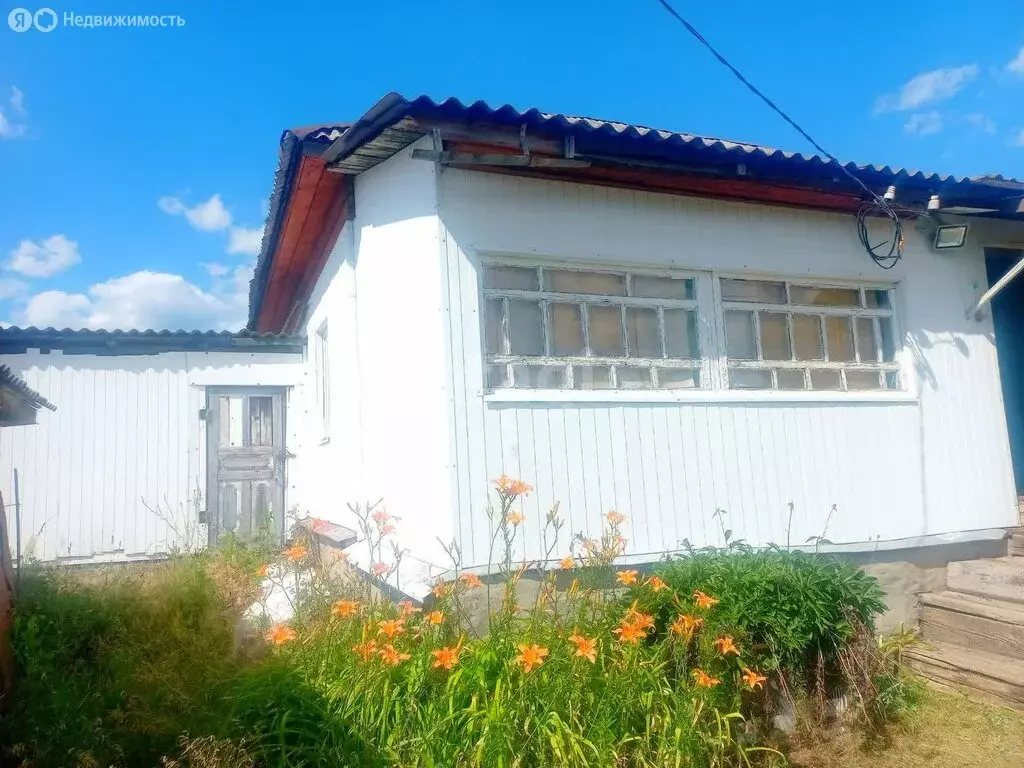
[[0, 364, 56, 411], [0, 327, 305, 355]]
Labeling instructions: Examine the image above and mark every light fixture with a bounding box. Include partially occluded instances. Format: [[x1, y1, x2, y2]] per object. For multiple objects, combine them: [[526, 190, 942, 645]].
[[934, 224, 969, 250], [883, 185, 896, 202], [927, 194, 941, 211]]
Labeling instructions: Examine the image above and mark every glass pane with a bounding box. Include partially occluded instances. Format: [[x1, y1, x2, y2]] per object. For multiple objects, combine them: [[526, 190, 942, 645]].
[[793, 315, 824, 360], [632, 275, 694, 300], [548, 270, 625, 296], [589, 305, 625, 356], [551, 303, 584, 356], [513, 365, 565, 389], [729, 369, 772, 389], [657, 368, 699, 389], [825, 316, 855, 362], [847, 371, 882, 390], [484, 265, 538, 291], [508, 300, 544, 356], [885, 371, 901, 390], [626, 307, 661, 357], [776, 369, 806, 390], [486, 364, 509, 389], [485, 298, 504, 354], [790, 286, 859, 307], [879, 317, 897, 362], [617, 366, 652, 390], [664, 310, 698, 359], [220, 397, 243, 447], [855, 318, 878, 362], [725, 311, 757, 360], [249, 397, 274, 447], [865, 289, 891, 309], [720, 278, 786, 304], [573, 365, 614, 390], [809, 370, 842, 390], [760, 312, 791, 361]]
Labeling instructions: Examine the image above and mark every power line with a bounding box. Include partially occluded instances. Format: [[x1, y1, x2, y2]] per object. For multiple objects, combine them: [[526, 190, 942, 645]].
[[652, 0, 880, 204]]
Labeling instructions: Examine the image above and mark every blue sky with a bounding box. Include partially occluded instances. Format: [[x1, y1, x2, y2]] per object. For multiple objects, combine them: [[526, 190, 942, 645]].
[[1, 0, 1023, 330]]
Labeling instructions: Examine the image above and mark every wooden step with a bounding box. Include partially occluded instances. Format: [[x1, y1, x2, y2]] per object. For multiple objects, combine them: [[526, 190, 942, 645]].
[[906, 641, 1024, 711], [1011, 532, 1024, 558], [946, 558, 1024, 605], [920, 591, 1024, 660]]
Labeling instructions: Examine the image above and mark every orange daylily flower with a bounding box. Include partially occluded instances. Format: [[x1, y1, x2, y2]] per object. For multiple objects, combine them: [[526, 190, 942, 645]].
[[713, 636, 740, 656], [606, 510, 626, 526], [371, 562, 392, 577], [616, 569, 639, 586], [515, 643, 549, 672], [670, 613, 703, 640], [425, 610, 445, 626], [284, 544, 308, 562], [431, 644, 462, 670], [494, 475, 533, 497], [613, 621, 649, 645], [398, 600, 421, 617], [559, 555, 575, 569], [255, 564, 269, 578], [567, 633, 598, 663], [265, 624, 297, 646], [646, 576, 669, 593], [377, 618, 406, 639], [693, 590, 720, 609], [742, 668, 768, 690], [331, 599, 360, 619], [381, 524, 397, 535], [460, 572, 483, 589], [352, 639, 378, 662], [378, 644, 411, 666], [372, 508, 390, 525], [431, 581, 450, 599], [693, 668, 720, 688], [505, 511, 525, 526], [624, 605, 655, 631]]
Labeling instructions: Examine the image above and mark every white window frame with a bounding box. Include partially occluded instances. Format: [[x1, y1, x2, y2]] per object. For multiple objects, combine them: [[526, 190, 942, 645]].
[[314, 320, 330, 440], [479, 256, 912, 404]]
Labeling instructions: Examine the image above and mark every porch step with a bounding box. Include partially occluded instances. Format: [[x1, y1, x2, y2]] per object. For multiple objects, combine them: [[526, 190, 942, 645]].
[[920, 591, 1024, 660], [946, 558, 1024, 605], [1010, 532, 1024, 558], [906, 641, 1024, 711]]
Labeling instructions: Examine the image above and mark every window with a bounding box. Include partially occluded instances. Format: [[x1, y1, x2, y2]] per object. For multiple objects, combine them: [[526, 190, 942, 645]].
[[482, 264, 701, 390], [481, 261, 902, 395], [719, 278, 899, 391], [314, 321, 330, 436]]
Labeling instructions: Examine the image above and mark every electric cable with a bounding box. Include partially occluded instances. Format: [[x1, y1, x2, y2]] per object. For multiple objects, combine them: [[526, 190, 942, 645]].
[[653, 0, 903, 267]]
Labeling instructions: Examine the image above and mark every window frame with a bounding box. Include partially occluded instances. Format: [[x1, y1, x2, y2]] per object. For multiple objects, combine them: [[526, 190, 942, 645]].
[[480, 260, 711, 391], [478, 257, 910, 402], [314, 320, 330, 440]]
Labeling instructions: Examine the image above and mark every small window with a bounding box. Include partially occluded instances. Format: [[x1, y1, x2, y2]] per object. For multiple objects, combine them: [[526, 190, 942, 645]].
[[315, 321, 330, 438], [482, 264, 701, 391]]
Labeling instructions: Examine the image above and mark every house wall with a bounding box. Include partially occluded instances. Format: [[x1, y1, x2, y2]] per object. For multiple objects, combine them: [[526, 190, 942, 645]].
[[0, 349, 303, 563], [293, 137, 455, 590], [437, 168, 1020, 567]]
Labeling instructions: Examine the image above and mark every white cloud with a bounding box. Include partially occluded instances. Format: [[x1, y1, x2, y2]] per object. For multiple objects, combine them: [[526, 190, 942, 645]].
[[965, 112, 997, 135], [227, 226, 264, 256], [158, 193, 232, 231], [15, 269, 250, 331], [874, 65, 979, 113], [202, 262, 230, 278], [0, 86, 27, 139], [1012, 129, 1024, 147], [1008, 47, 1024, 75], [5, 235, 81, 277], [904, 111, 943, 137], [0, 277, 28, 300]]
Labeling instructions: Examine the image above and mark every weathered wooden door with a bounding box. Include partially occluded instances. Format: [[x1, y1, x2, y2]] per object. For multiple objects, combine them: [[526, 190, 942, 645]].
[[205, 388, 286, 546]]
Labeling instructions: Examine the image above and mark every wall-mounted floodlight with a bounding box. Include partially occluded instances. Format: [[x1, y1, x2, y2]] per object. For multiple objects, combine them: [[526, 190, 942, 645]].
[[934, 224, 969, 250]]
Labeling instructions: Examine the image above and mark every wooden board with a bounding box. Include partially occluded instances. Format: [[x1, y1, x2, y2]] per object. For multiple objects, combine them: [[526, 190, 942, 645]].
[[946, 559, 1024, 605], [0, 493, 15, 712], [906, 641, 1024, 711], [921, 591, 1024, 660]]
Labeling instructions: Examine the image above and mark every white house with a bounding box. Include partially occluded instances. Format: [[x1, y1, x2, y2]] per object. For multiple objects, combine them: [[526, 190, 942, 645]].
[[4, 93, 1024, 595]]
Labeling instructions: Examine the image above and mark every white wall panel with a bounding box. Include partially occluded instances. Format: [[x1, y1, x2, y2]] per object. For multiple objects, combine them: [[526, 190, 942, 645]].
[[438, 169, 1018, 567], [1, 349, 303, 563]]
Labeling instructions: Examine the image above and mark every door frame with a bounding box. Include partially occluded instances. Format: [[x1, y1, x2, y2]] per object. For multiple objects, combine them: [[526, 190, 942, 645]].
[[204, 386, 288, 547]]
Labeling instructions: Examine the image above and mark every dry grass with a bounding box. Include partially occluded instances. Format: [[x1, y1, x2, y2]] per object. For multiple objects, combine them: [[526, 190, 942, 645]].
[[788, 687, 1024, 768]]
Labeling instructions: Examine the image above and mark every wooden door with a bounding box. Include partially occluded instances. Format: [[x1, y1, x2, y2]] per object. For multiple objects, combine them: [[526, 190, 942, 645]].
[[205, 388, 286, 546]]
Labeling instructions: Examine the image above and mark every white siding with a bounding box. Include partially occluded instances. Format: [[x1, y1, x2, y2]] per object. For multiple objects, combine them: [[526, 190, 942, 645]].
[[0, 349, 303, 563], [438, 169, 1019, 567], [294, 138, 455, 590]]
